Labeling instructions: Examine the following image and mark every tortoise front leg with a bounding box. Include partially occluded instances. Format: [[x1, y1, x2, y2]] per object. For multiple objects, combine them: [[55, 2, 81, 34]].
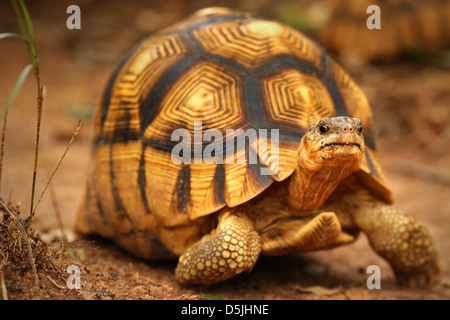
[[259, 212, 355, 255], [175, 209, 261, 285], [332, 191, 440, 287]]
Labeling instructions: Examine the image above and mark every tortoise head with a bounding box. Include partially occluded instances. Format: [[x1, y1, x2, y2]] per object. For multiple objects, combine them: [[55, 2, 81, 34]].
[[289, 116, 366, 211], [299, 116, 365, 173]]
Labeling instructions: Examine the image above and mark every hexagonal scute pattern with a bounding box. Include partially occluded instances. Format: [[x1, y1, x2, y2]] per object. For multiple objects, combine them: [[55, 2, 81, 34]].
[[192, 20, 322, 70], [83, 8, 388, 232]]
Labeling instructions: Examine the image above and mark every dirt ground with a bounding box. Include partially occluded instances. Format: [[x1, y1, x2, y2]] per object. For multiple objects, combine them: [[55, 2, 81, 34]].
[[0, 0, 449, 300]]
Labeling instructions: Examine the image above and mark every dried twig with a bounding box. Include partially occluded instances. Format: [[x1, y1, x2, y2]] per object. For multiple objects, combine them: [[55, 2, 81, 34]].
[[0, 272, 7, 300], [0, 251, 8, 301], [31, 120, 83, 218], [46, 275, 65, 290], [0, 111, 8, 195]]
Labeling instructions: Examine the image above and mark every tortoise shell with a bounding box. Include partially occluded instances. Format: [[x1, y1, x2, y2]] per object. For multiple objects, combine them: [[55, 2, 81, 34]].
[[76, 8, 392, 244], [319, 0, 450, 61]]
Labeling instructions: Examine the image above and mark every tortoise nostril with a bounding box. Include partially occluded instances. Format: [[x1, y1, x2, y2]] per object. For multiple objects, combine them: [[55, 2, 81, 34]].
[[341, 126, 354, 134]]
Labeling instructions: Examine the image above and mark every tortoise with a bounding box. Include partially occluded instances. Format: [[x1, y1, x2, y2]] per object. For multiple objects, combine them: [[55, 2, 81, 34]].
[[75, 7, 439, 286], [318, 0, 450, 62]]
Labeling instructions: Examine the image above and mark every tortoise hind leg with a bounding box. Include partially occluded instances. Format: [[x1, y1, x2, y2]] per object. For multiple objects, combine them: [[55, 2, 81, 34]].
[[175, 209, 261, 285], [332, 190, 440, 287]]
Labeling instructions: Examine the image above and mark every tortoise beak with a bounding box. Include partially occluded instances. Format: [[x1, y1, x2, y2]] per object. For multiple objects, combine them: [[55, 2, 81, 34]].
[[320, 141, 363, 152]]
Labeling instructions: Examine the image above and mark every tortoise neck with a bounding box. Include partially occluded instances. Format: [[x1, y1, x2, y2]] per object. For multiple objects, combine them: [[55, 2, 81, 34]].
[[288, 155, 360, 213]]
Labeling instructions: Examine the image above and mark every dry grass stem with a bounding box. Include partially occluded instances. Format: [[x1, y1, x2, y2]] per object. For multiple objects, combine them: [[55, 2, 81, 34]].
[[46, 275, 65, 289], [0, 111, 8, 195], [29, 85, 44, 222], [31, 120, 83, 218], [0, 272, 7, 300], [47, 167, 68, 245]]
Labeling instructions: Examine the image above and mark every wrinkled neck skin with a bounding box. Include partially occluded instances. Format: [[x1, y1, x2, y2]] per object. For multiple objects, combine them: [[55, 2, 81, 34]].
[[288, 139, 362, 213]]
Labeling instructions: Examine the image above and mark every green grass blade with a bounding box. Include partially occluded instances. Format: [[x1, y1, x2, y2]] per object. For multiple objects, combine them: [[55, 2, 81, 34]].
[[1, 64, 33, 118], [10, 0, 28, 39], [18, 0, 35, 42], [10, 0, 38, 66], [0, 32, 24, 40]]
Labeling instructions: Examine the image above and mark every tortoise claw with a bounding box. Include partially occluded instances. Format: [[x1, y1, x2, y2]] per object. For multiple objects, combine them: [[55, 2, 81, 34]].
[[395, 264, 440, 288]]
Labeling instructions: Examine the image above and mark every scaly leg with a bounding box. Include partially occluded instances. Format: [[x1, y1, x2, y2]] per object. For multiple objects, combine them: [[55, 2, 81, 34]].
[[175, 209, 261, 285], [329, 190, 440, 287], [260, 212, 355, 255]]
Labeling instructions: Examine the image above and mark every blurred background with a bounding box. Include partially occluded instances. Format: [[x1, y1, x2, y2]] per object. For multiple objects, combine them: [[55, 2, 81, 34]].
[[0, 0, 449, 299]]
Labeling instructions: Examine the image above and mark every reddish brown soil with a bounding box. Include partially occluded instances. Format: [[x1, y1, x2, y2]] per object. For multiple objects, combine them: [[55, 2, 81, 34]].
[[0, 0, 449, 300]]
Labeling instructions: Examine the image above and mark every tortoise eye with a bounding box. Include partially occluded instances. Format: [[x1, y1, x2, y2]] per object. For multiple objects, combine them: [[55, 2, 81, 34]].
[[318, 123, 329, 135], [357, 125, 363, 135]]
